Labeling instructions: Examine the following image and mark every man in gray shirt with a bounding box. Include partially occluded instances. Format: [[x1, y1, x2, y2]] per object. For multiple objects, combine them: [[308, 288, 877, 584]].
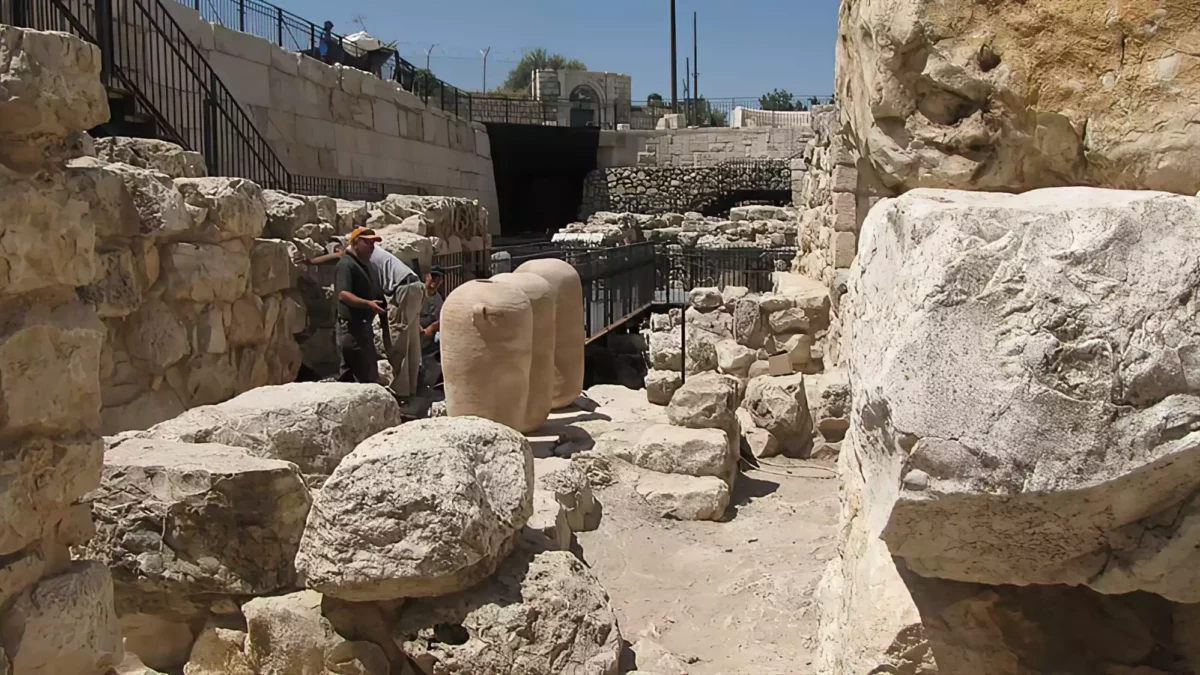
[[298, 238, 425, 400]]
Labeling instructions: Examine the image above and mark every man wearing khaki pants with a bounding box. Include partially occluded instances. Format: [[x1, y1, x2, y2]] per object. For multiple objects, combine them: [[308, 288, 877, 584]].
[[296, 229, 424, 400]]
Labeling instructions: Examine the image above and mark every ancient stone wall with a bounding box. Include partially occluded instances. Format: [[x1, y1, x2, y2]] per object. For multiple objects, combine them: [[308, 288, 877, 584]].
[[158, 1, 501, 231], [0, 25, 123, 674], [596, 126, 813, 168], [579, 160, 790, 218]]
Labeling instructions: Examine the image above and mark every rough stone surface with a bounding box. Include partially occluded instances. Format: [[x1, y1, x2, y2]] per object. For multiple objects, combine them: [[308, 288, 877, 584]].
[[838, 0, 1200, 196], [666, 373, 739, 430], [111, 382, 401, 475], [396, 546, 622, 675], [645, 369, 683, 406], [85, 439, 311, 598], [634, 472, 730, 522], [631, 424, 736, 485], [743, 374, 813, 457], [239, 591, 388, 675], [94, 137, 206, 179], [820, 187, 1200, 673], [294, 417, 533, 601], [0, 562, 123, 675], [715, 340, 756, 377]]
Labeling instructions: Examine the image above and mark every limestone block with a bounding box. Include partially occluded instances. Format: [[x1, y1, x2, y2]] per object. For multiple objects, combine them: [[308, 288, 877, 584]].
[[113, 382, 401, 476], [0, 25, 107, 166], [98, 162, 193, 240], [0, 436, 102, 557], [261, 189, 317, 240], [85, 439, 311, 597], [396, 546, 621, 674], [686, 306, 733, 339], [838, 188, 1200, 626], [248, 238, 294, 296], [830, 165, 858, 194], [685, 328, 720, 375], [733, 295, 768, 349], [515, 258, 586, 408], [294, 418, 533, 600], [0, 298, 104, 436], [666, 372, 739, 430], [715, 339, 756, 377], [645, 369, 683, 405], [160, 240, 249, 304], [0, 172, 94, 295], [831, 232, 857, 268], [805, 369, 850, 443], [375, 227, 433, 274], [768, 307, 809, 334], [743, 374, 813, 457], [839, 0, 1200, 195], [831, 192, 858, 233], [632, 424, 736, 484], [441, 280, 532, 429], [0, 562, 122, 675], [237, 591, 386, 675], [182, 623, 253, 675], [173, 177, 267, 241], [738, 408, 781, 459], [747, 360, 771, 380], [539, 459, 597, 533], [93, 137, 205, 178], [490, 273, 557, 432], [635, 472, 729, 521], [688, 286, 723, 311]]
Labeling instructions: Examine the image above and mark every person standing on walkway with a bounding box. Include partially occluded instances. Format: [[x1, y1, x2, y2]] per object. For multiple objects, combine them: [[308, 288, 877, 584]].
[[332, 227, 385, 383], [297, 229, 424, 399]]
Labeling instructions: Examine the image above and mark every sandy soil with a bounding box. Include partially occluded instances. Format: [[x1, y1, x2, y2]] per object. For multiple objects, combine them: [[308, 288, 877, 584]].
[[533, 384, 841, 675]]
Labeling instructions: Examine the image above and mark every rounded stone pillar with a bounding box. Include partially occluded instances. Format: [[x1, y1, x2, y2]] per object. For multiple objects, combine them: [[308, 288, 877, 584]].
[[515, 258, 585, 409], [490, 272, 557, 432]]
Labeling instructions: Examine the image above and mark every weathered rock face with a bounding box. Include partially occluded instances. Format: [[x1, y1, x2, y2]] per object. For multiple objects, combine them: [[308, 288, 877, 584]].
[[94, 137, 205, 179], [743, 374, 814, 457], [396, 545, 622, 674], [0, 26, 121, 675], [634, 473, 730, 522], [86, 439, 311, 598], [294, 417, 533, 601], [666, 373, 739, 431], [820, 187, 1200, 672], [837, 0, 1200, 196], [631, 425, 737, 485], [110, 382, 401, 476]]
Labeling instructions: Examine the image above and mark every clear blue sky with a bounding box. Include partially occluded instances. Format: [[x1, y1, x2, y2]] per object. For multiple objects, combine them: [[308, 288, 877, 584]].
[[277, 0, 839, 100]]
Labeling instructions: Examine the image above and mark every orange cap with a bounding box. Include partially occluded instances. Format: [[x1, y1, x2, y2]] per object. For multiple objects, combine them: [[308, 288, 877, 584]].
[[347, 227, 382, 243]]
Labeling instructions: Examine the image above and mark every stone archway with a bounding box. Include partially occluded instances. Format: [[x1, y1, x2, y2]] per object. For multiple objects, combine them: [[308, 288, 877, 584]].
[[568, 84, 602, 127]]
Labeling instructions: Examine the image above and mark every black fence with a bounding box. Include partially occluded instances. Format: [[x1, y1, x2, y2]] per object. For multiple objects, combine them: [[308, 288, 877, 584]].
[[432, 242, 793, 342], [628, 96, 835, 130]]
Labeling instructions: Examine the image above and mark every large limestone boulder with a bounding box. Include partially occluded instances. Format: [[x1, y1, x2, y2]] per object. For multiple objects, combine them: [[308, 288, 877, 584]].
[[294, 417, 533, 601], [631, 424, 736, 485], [261, 190, 318, 240], [85, 439, 311, 598], [111, 382, 401, 475], [396, 545, 622, 675], [821, 187, 1200, 672], [666, 372, 739, 430], [838, 0, 1200, 195], [644, 369, 682, 405], [634, 472, 729, 522], [743, 374, 814, 457], [0, 172, 95, 295]]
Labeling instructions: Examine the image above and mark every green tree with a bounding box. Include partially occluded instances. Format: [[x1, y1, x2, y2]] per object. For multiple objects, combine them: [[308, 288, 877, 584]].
[[646, 92, 665, 107], [759, 88, 797, 111], [501, 48, 587, 94], [691, 97, 726, 127], [413, 67, 439, 98]]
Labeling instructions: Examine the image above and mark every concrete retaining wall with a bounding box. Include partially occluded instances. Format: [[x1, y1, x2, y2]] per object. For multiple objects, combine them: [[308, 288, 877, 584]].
[[162, 2, 500, 233], [596, 126, 814, 169]]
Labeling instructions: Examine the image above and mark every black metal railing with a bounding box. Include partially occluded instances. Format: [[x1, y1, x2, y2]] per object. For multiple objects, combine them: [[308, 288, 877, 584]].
[[430, 249, 491, 297], [9, 0, 399, 200], [659, 245, 796, 296]]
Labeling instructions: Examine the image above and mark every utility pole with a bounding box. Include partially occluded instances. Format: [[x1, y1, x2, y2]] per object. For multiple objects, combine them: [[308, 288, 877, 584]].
[[424, 43, 437, 71], [693, 11, 699, 118], [480, 46, 491, 92], [685, 57, 691, 126], [670, 0, 678, 112]]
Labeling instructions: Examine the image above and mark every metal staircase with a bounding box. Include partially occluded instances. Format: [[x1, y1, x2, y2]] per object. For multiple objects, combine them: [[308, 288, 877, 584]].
[[5, 0, 383, 199]]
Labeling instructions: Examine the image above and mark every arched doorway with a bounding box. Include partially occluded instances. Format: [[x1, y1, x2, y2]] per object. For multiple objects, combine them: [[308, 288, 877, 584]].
[[569, 84, 602, 128]]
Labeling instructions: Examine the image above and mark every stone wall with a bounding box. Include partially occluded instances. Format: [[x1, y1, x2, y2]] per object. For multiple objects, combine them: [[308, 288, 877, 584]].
[[0, 25, 123, 675], [579, 160, 791, 217], [554, 205, 799, 249], [160, 2, 501, 232], [597, 126, 814, 169]]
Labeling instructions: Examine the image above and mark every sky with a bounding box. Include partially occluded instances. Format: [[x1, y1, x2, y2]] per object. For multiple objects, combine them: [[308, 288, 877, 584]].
[[277, 0, 840, 101]]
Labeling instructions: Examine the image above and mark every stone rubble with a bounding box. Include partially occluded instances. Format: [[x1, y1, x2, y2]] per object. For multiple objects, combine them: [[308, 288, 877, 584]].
[[578, 161, 792, 217], [554, 206, 798, 249]]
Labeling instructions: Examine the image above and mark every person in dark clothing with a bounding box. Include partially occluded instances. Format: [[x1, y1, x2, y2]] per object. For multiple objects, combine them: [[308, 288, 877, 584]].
[[335, 227, 386, 383], [318, 20, 337, 63], [419, 266, 445, 387]]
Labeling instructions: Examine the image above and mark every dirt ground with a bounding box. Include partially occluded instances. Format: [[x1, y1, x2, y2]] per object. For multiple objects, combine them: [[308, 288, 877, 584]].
[[530, 385, 841, 675]]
